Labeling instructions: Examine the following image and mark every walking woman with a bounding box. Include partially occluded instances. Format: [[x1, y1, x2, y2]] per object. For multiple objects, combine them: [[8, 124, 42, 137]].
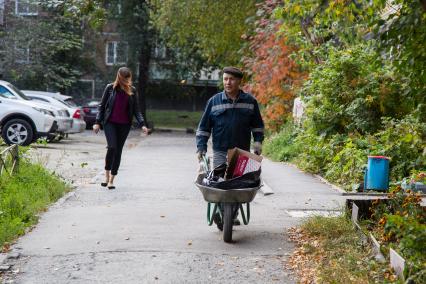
[[93, 67, 149, 189]]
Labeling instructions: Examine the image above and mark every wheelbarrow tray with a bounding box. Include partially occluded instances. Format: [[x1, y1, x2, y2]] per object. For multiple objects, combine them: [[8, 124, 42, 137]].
[[195, 175, 260, 203]]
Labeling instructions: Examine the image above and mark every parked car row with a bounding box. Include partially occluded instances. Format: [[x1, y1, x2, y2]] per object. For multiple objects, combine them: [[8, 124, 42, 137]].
[[0, 80, 87, 145]]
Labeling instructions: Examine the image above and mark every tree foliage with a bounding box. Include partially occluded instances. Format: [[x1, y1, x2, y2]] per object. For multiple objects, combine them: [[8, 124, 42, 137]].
[[41, 0, 106, 29], [108, 0, 155, 120], [153, 0, 257, 72], [373, 0, 426, 101], [259, 0, 425, 191], [2, 4, 89, 91], [303, 44, 415, 136], [243, 0, 305, 131]]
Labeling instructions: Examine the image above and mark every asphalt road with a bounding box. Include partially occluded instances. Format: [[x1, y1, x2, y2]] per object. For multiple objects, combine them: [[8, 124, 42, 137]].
[[2, 131, 344, 284]]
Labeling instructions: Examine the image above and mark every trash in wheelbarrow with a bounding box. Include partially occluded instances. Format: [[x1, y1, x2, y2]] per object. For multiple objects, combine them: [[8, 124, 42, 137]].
[[202, 163, 261, 190]]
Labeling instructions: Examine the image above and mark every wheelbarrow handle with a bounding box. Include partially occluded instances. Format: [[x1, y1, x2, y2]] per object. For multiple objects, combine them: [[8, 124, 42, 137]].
[[201, 155, 210, 173]]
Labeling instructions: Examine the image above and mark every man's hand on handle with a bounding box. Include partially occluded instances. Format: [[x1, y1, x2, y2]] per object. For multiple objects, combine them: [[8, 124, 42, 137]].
[[197, 150, 206, 161]]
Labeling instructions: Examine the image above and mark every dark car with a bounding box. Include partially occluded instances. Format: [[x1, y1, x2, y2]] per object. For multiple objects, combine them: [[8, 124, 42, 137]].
[[82, 100, 100, 129]]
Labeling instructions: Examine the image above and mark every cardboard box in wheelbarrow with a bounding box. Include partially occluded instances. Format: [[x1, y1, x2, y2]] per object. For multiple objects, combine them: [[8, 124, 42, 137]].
[[226, 147, 262, 180]]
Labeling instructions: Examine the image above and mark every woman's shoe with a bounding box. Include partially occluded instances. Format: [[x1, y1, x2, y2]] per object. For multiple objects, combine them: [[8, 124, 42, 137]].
[[101, 182, 108, 187], [107, 185, 115, 190]]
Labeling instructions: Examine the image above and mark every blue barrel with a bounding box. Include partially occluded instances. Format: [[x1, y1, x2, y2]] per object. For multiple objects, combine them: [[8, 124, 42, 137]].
[[364, 156, 390, 191]]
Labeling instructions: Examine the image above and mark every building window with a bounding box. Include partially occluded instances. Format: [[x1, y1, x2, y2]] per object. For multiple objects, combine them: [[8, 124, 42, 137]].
[[15, 44, 30, 64], [153, 45, 167, 59], [15, 0, 38, 16], [105, 41, 128, 65]]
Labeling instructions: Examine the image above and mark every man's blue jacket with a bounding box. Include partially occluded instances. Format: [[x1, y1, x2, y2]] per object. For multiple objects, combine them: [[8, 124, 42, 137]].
[[196, 90, 265, 153]]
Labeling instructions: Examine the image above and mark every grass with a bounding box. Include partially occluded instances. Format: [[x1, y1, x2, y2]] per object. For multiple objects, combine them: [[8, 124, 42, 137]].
[[0, 160, 70, 249], [146, 110, 202, 129], [294, 215, 400, 283]]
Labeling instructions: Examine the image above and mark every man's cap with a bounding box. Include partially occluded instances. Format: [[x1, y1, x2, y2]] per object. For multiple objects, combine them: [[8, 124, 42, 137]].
[[222, 67, 243, 79]]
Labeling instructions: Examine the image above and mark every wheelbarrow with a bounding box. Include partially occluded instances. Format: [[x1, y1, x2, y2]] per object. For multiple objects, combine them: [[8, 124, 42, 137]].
[[195, 156, 261, 243]]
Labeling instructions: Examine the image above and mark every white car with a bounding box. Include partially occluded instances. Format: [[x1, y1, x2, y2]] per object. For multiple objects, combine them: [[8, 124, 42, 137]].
[[22, 90, 86, 134], [23, 93, 73, 135], [0, 82, 57, 145], [0, 81, 73, 136]]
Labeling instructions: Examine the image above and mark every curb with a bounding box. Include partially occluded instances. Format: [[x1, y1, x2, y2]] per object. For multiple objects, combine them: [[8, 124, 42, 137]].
[[52, 191, 76, 208], [313, 174, 347, 194]]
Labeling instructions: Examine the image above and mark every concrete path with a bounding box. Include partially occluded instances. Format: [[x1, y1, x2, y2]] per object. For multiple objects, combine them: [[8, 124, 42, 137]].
[[2, 132, 345, 284]]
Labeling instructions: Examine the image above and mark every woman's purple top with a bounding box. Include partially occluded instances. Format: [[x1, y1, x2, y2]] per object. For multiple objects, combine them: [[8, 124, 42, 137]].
[[109, 90, 130, 124]]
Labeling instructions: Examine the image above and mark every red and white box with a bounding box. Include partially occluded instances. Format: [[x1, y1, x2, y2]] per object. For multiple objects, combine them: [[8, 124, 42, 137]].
[[232, 155, 261, 177], [226, 148, 262, 179]]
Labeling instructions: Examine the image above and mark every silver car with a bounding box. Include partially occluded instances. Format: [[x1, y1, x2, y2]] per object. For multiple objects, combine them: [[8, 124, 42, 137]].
[[22, 91, 86, 134]]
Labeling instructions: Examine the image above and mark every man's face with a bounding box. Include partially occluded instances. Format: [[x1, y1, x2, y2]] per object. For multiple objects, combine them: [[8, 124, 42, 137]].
[[223, 73, 241, 94]]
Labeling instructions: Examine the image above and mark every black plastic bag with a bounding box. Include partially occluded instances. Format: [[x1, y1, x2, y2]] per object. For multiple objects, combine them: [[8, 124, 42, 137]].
[[202, 163, 261, 190]]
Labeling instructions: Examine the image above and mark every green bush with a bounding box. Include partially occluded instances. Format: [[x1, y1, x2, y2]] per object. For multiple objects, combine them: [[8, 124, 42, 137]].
[[293, 130, 333, 174], [262, 113, 422, 191], [0, 160, 69, 247], [370, 180, 426, 282], [324, 135, 368, 190], [372, 115, 426, 181], [263, 122, 300, 162], [303, 44, 415, 137]]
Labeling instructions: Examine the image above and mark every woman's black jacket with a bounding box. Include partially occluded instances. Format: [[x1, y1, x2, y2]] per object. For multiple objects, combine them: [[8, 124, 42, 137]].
[[95, 84, 145, 127]]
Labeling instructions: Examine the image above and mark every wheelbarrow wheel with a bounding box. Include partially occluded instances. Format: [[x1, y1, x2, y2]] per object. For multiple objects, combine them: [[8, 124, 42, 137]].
[[223, 203, 234, 243]]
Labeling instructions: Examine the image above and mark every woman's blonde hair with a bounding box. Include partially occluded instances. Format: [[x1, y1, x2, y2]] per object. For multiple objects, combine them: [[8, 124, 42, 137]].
[[113, 67, 133, 96]]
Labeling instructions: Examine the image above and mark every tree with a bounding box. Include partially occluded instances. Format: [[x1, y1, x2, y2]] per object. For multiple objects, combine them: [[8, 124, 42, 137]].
[[275, 0, 378, 67], [153, 0, 257, 73], [44, 0, 156, 121], [275, 0, 425, 117], [1, 3, 90, 91], [108, 0, 156, 122], [373, 0, 426, 107], [243, 0, 305, 131]]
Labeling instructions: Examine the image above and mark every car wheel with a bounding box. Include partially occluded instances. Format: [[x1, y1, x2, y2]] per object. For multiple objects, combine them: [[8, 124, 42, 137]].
[[1, 119, 34, 146]]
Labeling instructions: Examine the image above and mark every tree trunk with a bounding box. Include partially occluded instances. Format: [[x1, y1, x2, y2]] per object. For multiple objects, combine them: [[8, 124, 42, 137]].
[[137, 45, 151, 123]]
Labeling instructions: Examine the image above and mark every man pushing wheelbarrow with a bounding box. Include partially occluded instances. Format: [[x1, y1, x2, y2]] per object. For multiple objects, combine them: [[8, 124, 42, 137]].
[[195, 67, 265, 243]]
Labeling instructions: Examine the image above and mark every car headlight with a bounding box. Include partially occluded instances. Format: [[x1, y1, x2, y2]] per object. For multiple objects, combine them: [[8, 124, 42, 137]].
[[33, 107, 55, 117]]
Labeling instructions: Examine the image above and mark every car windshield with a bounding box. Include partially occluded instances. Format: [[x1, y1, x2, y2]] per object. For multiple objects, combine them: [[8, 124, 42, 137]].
[[7, 83, 31, 100]]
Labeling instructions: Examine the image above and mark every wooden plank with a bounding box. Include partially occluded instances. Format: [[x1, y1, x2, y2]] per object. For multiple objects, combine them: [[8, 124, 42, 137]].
[[390, 248, 405, 279], [0, 144, 19, 177], [351, 203, 359, 224]]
